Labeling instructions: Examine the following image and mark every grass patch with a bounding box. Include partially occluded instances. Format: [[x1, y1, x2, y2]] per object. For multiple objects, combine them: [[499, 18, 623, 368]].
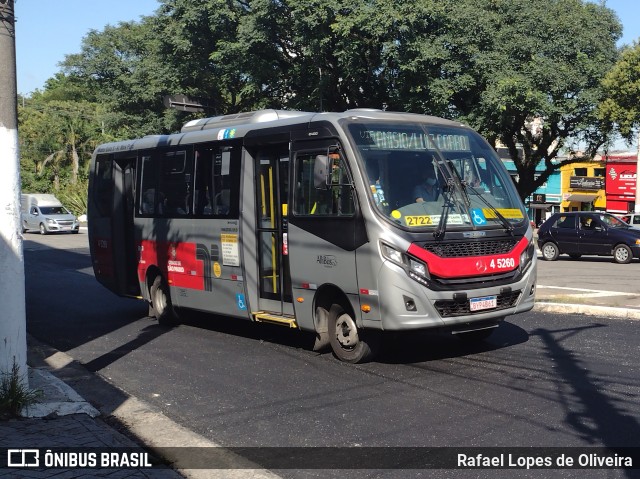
[[0, 360, 42, 419]]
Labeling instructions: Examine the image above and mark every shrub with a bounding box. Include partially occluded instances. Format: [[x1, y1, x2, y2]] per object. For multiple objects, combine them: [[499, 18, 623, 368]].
[[0, 360, 42, 418]]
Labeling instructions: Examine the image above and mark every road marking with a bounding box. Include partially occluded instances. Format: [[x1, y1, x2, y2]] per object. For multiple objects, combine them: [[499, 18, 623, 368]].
[[537, 285, 638, 296]]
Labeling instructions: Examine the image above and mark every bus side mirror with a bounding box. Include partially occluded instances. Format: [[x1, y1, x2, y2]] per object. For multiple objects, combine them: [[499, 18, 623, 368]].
[[313, 155, 330, 189]]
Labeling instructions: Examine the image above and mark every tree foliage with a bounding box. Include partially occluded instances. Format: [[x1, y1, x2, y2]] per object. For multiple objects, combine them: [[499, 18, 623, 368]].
[[599, 42, 640, 143], [443, 0, 621, 199], [21, 0, 623, 203], [18, 78, 102, 202]]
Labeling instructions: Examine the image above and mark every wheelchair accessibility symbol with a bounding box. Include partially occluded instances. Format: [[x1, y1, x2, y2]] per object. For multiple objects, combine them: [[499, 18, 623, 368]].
[[471, 209, 487, 226], [236, 293, 247, 311]]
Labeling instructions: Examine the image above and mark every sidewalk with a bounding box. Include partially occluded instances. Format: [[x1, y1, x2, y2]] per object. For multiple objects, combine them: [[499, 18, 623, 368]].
[[0, 367, 183, 478], [535, 284, 640, 320], [1, 337, 281, 479], [2, 284, 639, 478]]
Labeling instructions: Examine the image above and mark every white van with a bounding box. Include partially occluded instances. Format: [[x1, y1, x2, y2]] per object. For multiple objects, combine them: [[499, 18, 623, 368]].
[[21, 194, 80, 234]]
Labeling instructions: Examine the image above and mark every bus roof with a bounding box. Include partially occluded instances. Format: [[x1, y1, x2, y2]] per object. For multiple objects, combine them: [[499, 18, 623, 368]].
[[93, 109, 468, 155]]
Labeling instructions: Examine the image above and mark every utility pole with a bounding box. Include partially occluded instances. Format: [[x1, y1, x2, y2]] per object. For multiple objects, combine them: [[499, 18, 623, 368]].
[[0, 0, 27, 385]]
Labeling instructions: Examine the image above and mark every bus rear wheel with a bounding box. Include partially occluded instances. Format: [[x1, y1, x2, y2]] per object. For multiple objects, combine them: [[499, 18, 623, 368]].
[[150, 275, 178, 326], [328, 303, 379, 363]]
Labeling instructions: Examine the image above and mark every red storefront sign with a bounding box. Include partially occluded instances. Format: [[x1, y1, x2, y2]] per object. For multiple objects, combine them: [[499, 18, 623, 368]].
[[605, 154, 637, 212]]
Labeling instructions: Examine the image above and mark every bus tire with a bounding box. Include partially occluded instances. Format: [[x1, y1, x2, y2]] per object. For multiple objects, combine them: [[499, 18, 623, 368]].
[[328, 303, 379, 363], [150, 275, 179, 326], [312, 306, 330, 352]]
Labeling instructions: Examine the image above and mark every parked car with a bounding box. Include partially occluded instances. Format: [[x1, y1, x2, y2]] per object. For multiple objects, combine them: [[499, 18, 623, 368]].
[[537, 211, 640, 264]]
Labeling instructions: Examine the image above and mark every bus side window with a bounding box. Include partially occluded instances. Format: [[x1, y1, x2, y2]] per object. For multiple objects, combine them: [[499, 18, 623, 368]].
[[215, 190, 230, 215], [93, 155, 113, 217], [138, 155, 156, 215], [194, 148, 214, 216], [193, 143, 241, 218], [159, 150, 193, 217], [294, 152, 354, 216]]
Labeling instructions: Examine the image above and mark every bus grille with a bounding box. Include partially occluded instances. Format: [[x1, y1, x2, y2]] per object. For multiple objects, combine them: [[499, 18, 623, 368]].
[[434, 290, 521, 317], [422, 239, 517, 258]]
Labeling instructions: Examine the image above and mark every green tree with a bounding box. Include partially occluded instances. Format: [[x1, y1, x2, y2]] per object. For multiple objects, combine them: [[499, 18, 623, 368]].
[[217, 0, 622, 200], [56, 0, 622, 202], [599, 42, 640, 143], [19, 93, 101, 197], [62, 19, 183, 138], [439, 0, 622, 200]]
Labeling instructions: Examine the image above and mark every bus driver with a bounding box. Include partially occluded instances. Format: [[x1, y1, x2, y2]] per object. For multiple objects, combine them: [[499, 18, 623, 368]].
[[413, 167, 440, 203]]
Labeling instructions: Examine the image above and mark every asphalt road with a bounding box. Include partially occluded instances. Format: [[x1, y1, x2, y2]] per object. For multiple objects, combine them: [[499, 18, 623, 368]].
[[535, 252, 640, 295], [22, 231, 640, 478]]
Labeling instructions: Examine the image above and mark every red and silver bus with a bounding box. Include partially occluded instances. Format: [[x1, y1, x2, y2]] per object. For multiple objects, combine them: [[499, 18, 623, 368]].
[[88, 109, 536, 362]]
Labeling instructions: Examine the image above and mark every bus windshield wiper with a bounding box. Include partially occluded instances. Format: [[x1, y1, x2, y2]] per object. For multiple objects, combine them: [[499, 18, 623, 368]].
[[433, 179, 456, 239], [431, 159, 469, 240]]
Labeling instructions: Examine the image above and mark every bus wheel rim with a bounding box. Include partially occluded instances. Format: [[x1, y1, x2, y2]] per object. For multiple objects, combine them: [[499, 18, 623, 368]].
[[335, 313, 358, 349], [154, 285, 166, 314]]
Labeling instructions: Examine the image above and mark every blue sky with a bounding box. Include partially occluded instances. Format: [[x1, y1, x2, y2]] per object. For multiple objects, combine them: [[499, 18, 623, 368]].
[[15, 0, 160, 95], [14, 0, 640, 96]]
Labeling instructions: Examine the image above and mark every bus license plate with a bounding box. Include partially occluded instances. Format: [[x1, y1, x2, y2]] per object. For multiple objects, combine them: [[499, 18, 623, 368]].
[[470, 295, 497, 312]]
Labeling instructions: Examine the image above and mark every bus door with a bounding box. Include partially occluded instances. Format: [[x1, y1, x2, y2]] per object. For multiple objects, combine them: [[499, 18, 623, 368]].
[[255, 149, 293, 315], [113, 155, 140, 296], [286, 140, 366, 305], [91, 153, 139, 297]]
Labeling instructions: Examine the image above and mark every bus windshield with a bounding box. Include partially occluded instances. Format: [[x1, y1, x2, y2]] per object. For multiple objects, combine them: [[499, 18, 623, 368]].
[[346, 121, 526, 230]]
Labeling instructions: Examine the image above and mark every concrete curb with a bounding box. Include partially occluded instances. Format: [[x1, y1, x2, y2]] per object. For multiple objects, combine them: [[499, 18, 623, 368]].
[[534, 302, 640, 320], [23, 368, 99, 418]]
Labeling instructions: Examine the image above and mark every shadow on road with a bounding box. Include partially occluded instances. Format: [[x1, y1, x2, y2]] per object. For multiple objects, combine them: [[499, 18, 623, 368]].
[[533, 324, 640, 477], [377, 321, 530, 364]]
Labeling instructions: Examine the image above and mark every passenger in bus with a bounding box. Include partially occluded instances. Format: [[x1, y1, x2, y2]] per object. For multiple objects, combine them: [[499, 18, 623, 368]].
[[142, 189, 165, 215], [467, 171, 488, 192], [413, 167, 440, 203]]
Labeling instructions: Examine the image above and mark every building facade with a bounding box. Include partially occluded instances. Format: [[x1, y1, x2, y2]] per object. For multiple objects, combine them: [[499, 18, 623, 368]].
[[604, 153, 637, 214], [560, 160, 606, 212]]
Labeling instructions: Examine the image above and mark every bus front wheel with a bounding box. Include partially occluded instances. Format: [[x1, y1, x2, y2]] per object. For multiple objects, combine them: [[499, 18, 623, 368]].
[[328, 303, 379, 363], [150, 275, 178, 326]]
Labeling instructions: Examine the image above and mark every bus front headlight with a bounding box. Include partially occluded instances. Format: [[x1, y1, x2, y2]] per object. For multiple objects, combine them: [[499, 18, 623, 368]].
[[519, 240, 535, 272], [381, 243, 404, 266], [410, 259, 427, 277], [380, 241, 430, 286]]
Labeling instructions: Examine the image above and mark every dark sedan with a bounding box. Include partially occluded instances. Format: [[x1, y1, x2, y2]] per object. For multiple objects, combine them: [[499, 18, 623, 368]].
[[537, 211, 640, 264]]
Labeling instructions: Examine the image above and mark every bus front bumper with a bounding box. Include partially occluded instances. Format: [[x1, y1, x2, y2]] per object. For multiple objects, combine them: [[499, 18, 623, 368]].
[[366, 259, 536, 332]]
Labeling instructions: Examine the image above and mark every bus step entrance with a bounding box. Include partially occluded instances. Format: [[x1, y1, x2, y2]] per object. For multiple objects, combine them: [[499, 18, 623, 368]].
[[252, 311, 298, 329]]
